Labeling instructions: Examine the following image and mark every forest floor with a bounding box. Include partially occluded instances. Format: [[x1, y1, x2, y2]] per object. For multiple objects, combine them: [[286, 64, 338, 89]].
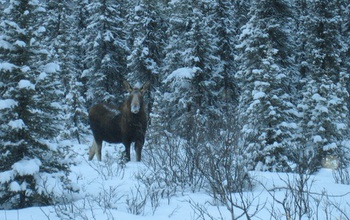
[[1, 140, 350, 220]]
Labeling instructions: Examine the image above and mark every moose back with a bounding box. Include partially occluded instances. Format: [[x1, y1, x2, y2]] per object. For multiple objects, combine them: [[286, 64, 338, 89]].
[[88, 81, 149, 162]]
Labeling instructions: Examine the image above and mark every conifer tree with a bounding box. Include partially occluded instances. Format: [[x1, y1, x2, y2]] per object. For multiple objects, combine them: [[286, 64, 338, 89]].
[[126, 0, 167, 120], [343, 1, 350, 114], [236, 0, 298, 171], [296, 0, 350, 172], [127, 0, 165, 83], [46, 0, 89, 142], [46, 0, 75, 95], [159, 0, 226, 141], [212, 0, 239, 123], [0, 0, 75, 209], [83, 0, 128, 105]]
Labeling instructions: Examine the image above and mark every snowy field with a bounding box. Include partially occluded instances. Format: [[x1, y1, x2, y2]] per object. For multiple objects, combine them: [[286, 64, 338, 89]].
[[1, 141, 350, 220]]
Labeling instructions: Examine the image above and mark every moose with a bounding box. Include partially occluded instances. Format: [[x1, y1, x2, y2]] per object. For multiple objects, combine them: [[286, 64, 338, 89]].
[[88, 81, 149, 162]]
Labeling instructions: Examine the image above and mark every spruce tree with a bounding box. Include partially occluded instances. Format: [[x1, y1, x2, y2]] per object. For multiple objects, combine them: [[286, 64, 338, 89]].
[[126, 0, 167, 120], [159, 0, 226, 141], [297, 0, 350, 172], [0, 0, 75, 209], [212, 0, 239, 125], [83, 0, 128, 105], [343, 1, 350, 118], [126, 0, 165, 83], [46, 0, 89, 142], [236, 0, 298, 171]]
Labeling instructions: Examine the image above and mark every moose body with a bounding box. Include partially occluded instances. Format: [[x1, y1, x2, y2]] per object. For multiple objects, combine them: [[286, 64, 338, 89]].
[[88, 82, 148, 162]]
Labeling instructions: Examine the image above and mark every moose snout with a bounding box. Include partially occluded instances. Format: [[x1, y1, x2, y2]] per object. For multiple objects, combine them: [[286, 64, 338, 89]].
[[131, 104, 140, 114]]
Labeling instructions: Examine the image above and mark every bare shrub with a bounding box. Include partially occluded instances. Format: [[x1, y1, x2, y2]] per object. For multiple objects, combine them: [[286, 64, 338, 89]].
[[331, 153, 350, 185], [126, 184, 147, 215], [194, 136, 264, 220], [46, 143, 127, 220], [189, 199, 225, 220], [332, 167, 350, 185], [85, 144, 126, 180], [50, 182, 124, 220], [265, 173, 316, 220], [52, 194, 97, 220], [140, 131, 206, 203], [322, 195, 350, 220], [95, 183, 124, 212], [265, 173, 350, 220], [141, 124, 263, 219], [132, 170, 162, 215]]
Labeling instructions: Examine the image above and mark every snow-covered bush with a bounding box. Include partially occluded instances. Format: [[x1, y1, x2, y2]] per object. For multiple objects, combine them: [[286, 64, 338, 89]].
[[126, 184, 147, 215], [86, 144, 126, 180], [0, 141, 78, 209], [138, 132, 205, 202], [266, 172, 350, 220]]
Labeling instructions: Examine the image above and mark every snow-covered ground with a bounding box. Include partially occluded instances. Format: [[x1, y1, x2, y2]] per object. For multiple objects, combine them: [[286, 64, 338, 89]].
[[1, 141, 350, 220]]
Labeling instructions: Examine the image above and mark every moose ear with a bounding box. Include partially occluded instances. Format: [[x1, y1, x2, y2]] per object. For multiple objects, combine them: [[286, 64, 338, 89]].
[[141, 82, 150, 94], [123, 81, 133, 93]]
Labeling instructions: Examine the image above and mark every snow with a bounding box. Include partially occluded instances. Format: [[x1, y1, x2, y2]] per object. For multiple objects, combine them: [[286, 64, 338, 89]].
[[313, 135, 323, 143], [142, 47, 149, 56], [0, 141, 349, 220], [18, 79, 35, 90], [168, 0, 180, 5], [34, 6, 46, 13], [252, 69, 264, 74], [37, 26, 46, 33], [14, 40, 26, 47], [254, 80, 270, 87], [35, 172, 67, 196], [323, 142, 337, 151], [37, 72, 47, 81], [0, 99, 17, 110], [20, 66, 31, 73], [0, 170, 15, 184], [280, 121, 298, 129], [135, 5, 142, 12], [253, 91, 265, 100], [163, 67, 197, 84], [104, 104, 121, 117], [0, 38, 14, 50], [8, 119, 26, 130], [43, 62, 60, 73], [9, 181, 21, 192], [276, 73, 286, 80], [0, 62, 16, 72], [336, 122, 347, 130], [12, 158, 42, 176], [312, 93, 326, 102], [317, 105, 328, 113]]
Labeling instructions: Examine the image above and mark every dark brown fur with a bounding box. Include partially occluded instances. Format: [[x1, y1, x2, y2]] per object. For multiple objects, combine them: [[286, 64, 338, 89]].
[[88, 83, 148, 162]]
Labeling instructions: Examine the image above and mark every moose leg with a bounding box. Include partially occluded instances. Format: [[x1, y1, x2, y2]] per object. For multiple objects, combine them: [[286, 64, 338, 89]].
[[135, 140, 143, 162], [88, 139, 97, 160], [89, 139, 102, 161], [124, 142, 131, 162], [96, 141, 102, 161]]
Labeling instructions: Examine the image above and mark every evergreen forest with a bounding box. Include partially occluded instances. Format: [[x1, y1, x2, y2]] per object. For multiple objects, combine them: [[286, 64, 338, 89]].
[[1, 0, 350, 211]]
